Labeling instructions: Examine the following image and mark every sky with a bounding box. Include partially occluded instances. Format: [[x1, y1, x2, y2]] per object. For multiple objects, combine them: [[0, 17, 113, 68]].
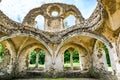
[[0, 0, 97, 30]]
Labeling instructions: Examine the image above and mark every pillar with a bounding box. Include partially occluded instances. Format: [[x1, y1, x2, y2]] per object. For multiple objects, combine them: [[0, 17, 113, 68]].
[[116, 34, 120, 78], [93, 41, 108, 71], [35, 48, 40, 69], [68, 49, 74, 70], [35, 53, 39, 68], [79, 54, 82, 70], [101, 50, 108, 71], [108, 43, 117, 75], [80, 54, 90, 71]]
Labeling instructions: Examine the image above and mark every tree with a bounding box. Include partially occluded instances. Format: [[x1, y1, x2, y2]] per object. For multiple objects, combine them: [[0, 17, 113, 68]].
[[103, 44, 111, 67], [38, 50, 45, 64], [29, 50, 36, 64], [0, 44, 3, 57], [64, 50, 70, 63], [72, 50, 79, 63]]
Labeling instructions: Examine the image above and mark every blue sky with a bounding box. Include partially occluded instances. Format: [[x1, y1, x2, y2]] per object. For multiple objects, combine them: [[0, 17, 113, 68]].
[[0, 0, 97, 29]]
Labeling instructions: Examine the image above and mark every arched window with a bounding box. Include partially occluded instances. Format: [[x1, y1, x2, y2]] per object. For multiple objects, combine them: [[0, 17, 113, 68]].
[[93, 40, 112, 72], [29, 49, 45, 70], [35, 15, 44, 30], [64, 15, 76, 29], [64, 49, 80, 70]]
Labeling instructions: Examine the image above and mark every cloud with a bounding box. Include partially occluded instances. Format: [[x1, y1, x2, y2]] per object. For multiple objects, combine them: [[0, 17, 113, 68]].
[[0, 0, 97, 22]]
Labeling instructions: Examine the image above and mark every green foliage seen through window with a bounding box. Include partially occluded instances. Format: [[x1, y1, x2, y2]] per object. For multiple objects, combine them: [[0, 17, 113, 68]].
[[29, 50, 45, 65]]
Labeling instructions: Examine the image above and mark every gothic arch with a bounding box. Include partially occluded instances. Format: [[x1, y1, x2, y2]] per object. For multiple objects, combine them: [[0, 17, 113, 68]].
[[0, 34, 52, 56], [18, 43, 51, 72], [0, 39, 16, 74], [56, 32, 113, 58]]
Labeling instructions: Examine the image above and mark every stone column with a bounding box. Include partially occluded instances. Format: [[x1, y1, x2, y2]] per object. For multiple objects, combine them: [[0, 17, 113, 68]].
[[80, 54, 90, 71], [44, 18, 47, 31], [101, 50, 108, 71], [93, 41, 108, 71], [68, 49, 74, 70], [80, 56, 85, 71], [35, 48, 40, 69], [35, 53, 39, 68], [70, 51, 73, 70], [79, 54, 82, 70], [108, 43, 117, 75], [26, 54, 29, 69], [116, 34, 120, 78]]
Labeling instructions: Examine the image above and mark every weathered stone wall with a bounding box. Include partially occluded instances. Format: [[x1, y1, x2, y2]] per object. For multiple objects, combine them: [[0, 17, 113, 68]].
[[0, 1, 119, 80]]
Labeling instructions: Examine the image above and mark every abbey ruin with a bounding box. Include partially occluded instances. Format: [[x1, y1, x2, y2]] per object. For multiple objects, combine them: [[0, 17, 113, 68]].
[[0, 0, 120, 80]]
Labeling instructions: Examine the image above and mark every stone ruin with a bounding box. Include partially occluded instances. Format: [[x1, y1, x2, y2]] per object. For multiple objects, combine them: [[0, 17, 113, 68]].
[[0, 0, 120, 80]]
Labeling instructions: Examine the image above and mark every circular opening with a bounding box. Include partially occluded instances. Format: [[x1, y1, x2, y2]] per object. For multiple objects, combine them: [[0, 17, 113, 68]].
[[51, 11, 59, 17]]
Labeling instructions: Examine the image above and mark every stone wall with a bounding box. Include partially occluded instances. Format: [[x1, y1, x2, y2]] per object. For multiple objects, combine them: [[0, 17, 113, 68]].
[[0, 1, 119, 80]]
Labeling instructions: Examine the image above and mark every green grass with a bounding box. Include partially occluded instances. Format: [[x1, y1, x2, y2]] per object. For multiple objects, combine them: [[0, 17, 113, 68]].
[[64, 63, 79, 67], [16, 78, 97, 80], [29, 63, 79, 68], [29, 64, 45, 67], [108, 67, 112, 71]]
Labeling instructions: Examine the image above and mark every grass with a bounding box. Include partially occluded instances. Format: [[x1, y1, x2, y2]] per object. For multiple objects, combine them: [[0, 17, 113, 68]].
[[29, 63, 80, 68], [29, 64, 45, 67], [64, 63, 79, 67], [108, 67, 112, 71], [16, 78, 97, 80]]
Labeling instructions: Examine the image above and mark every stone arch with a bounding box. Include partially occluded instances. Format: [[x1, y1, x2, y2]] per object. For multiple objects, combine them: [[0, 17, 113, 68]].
[[18, 43, 51, 72], [55, 32, 115, 72], [0, 39, 16, 74], [22, 7, 45, 27], [58, 43, 88, 56], [22, 3, 84, 29], [56, 32, 112, 57], [93, 40, 110, 71], [62, 5, 84, 20], [61, 43, 91, 70], [63, 14, 76, 28], [54, 42, 91, 71], [0, 34, 52, 56], [62, 9, 84, 25]]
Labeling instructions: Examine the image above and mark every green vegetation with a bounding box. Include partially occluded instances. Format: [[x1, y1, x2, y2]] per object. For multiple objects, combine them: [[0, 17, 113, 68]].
[[29, 64, 44, 67], [29, 50, 45, 65], [72, 50, 79, 63], [64, 50, 70, 63], [64, 50, 79, 67], [0, 44, 3, 63], [64, 63, 79, 67], [29, 50, 36, 64], [103, 44, 111, 67], [0, 43, 3, 56], [38, 50, 45, 64]]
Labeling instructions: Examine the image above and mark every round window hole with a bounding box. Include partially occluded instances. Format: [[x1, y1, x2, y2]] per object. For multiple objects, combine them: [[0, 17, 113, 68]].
[[51, 11, 59, 17]]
